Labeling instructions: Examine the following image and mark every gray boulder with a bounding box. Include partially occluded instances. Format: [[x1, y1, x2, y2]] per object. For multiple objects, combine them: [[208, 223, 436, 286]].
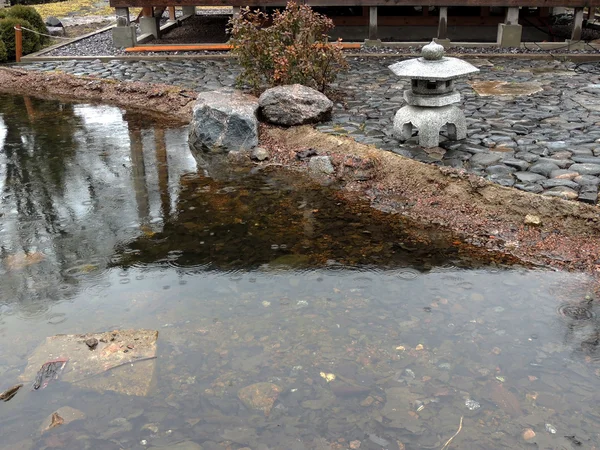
[[189, 90, 259, 154], [45, 16, 63, 27], [47, 26, 66, 37], [259, 84, 333, 126]]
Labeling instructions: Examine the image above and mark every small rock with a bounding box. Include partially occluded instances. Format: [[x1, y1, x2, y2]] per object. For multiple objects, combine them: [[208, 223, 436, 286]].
[[522, 428, 536, 441], [296, 148, 318, 159], [308, 156, 335, 175], [238, 382, 282, 416], [85, 338, 98, 349], [350, 440, 361, 449], [251, 147, 269, 161], [465, 399, 480, 410], [524, 214, 541, 226]]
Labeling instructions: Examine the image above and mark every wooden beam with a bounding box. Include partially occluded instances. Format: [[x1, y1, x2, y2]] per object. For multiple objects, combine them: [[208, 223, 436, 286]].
[[168, 6, 176, 20], [110, 0, 600, 8], [124, 42, 362, 52]]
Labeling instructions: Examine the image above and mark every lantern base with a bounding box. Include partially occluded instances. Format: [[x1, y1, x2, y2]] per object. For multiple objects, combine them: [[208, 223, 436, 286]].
[[393, 104, 466, 149]]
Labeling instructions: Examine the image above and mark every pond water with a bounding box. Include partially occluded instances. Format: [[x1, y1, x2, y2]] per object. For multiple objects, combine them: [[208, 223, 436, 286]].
[[0, 94, 599, 450]]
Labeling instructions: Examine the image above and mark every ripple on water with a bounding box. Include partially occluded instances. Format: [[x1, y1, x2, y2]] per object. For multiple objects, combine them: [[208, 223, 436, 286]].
[[558, 303, 595, 321], [46, 312, 67, 325], [396, 268, 420, 280]]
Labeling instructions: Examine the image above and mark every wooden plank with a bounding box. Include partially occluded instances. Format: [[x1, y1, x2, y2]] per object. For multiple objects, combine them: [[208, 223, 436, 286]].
[[125, 42, 362, 51], [332, 15, 500, 25], [111, 0, 600, 7]]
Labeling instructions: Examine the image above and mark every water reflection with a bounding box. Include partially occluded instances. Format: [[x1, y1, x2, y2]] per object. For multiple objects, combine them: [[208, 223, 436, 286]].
[[0, 95, 599, 450], [0, 94, 196, 317]]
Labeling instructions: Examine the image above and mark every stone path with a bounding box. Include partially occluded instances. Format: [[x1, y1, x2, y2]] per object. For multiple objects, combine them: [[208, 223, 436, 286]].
[[22, 57, 600, 204]]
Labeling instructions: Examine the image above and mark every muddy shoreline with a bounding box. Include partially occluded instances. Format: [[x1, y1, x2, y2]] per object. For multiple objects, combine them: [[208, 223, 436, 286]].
[[1, 67, 598, 285]]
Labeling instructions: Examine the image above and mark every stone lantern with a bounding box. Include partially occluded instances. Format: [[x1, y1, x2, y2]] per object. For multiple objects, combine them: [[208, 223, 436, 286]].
[[388, 41, 479, 148]]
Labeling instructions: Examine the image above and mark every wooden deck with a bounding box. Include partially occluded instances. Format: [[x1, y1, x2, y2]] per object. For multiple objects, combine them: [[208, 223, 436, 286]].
[[111, 0, 600, 7], [109, 0, 597, 48]]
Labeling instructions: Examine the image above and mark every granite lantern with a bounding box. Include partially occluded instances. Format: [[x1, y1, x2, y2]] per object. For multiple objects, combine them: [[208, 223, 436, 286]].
[[388, 41, 479, 148]]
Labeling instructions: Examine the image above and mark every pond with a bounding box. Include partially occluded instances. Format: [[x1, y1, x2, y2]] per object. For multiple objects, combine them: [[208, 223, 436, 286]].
[[0, 94, 599, 450]]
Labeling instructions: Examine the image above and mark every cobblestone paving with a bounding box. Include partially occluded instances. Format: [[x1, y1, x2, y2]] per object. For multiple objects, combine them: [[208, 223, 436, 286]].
[[22, 57, 600, 204]]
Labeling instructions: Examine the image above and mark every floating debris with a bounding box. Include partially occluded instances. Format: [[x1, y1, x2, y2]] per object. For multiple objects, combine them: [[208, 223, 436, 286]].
[[320, 372, 336, 383], [0, 384, 23, 402], [33, 359, 68, 390], [545, 423, 557, 434]]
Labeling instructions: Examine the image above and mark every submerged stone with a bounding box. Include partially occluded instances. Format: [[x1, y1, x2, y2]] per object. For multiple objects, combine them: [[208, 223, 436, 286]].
[[238, 382, 282, 416]]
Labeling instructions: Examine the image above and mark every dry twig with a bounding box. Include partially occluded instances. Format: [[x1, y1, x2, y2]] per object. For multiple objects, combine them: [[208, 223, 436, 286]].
[[441, 416, 464, 450]]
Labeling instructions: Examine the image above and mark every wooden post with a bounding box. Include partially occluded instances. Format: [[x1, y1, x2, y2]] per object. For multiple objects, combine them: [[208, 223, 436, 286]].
[[437, 6, 448, 40], [168, 6, 176, 21], [15, 23, 22, 62], [369, 6, 378, 41], [571, 7, 584, 41], [142, 6, 153, 17]]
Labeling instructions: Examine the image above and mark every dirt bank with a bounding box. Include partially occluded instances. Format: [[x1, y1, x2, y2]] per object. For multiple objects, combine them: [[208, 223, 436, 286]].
[[1, 67, 598, 281], [0, 67, 196, 125], [262, 126, 600, 278]]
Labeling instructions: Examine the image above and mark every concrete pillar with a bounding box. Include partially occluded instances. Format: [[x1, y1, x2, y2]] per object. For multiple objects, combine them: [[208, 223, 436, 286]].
[[435, 6, 450, 47], [140, 15, 161, 38], [566, 7, 585, 49], [571, 7, 584, 41], [497, 7, 522, 48], [368, 7, 378, 41], [232, 6, 241, 18], [112, 7, 137, 48], [182, 5, 196, 16]]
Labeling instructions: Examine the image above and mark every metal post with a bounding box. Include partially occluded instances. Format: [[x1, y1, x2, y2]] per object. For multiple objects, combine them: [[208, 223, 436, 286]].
[[15, 24, 22, 62]]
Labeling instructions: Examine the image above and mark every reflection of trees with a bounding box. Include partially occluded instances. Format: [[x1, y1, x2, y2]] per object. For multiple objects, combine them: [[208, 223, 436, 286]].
[[0, 95, 193, 315], [0, 95, 84, 311], [116, 168, 504, 271]]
